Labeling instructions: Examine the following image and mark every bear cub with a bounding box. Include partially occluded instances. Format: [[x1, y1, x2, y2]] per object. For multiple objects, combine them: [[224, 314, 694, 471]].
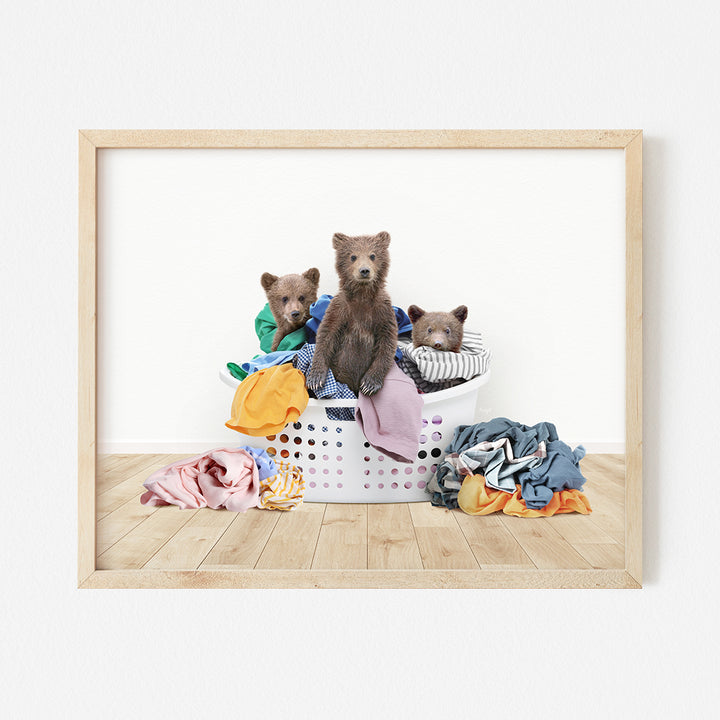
[[261, 268, 320, 351], [307, 231, 397, 396], [407, 305, 468, 352]]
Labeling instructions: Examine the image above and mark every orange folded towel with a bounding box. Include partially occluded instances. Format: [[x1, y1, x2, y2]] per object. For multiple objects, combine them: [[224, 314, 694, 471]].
[[226, 364, 309, 437], [457, 475, 592, 517]]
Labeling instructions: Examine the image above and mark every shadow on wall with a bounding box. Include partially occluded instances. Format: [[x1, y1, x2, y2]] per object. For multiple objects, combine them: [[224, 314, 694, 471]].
[[641, 134, 663, 585]]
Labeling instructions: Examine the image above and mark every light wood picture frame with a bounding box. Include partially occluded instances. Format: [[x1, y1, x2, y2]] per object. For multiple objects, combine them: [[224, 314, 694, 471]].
[[78, 129, 642, 589]]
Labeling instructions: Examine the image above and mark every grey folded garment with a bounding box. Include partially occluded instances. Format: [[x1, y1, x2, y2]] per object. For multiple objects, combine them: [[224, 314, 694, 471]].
[[396, 330, 490, 393]]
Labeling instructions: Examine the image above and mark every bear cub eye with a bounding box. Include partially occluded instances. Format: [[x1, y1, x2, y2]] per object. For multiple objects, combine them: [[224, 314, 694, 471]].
[[350, 255, 357, 262], [299, 295, 305, 302], [427, 327, 433, 334], [369, 254, 376, 261], [282, 296, 289, 303], [445, 328, 450, 334]]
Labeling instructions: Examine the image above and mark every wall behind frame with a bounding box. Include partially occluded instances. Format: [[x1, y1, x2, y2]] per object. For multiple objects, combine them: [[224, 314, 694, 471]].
[[97, 146, 625, 453]]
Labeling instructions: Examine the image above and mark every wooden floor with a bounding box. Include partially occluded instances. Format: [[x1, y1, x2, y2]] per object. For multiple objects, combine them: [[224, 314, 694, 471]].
[[95, 454, 625, 571]]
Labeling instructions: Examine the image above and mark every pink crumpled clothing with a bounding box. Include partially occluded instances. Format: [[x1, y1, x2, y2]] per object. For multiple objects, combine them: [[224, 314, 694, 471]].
[[140, 447, 260, 512]]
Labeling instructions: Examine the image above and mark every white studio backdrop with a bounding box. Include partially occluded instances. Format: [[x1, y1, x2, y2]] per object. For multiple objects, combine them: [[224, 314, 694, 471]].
[[97, 147, 625, 453]]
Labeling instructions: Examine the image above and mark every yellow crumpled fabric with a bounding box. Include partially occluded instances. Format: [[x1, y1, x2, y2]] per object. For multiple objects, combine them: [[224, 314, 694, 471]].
[[226, 363, 309, 437], [457, 475, 592, 517]]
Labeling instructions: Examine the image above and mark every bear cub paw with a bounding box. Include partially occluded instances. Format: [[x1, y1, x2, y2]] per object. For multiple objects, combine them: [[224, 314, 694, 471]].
[[305, 366, 328, 393], [359, 373, 385, 397]]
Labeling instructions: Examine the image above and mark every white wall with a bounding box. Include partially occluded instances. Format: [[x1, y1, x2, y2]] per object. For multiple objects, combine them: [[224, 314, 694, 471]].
[[97, 147, 625, 452], [2, 1, 718, 719]]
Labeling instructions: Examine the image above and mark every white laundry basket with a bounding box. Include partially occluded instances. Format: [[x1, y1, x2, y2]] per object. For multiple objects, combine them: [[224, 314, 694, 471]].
[[219, 366, 490, 503]]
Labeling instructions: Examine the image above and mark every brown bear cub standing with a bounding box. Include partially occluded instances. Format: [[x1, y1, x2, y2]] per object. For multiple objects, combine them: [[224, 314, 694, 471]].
[[307, 232, 397, 396], [407, 305, 468, 352], [261, 268, 320, 351]]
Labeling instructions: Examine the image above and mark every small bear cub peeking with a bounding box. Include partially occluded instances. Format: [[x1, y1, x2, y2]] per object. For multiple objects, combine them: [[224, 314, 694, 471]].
[[407, 305, 468, 352], [306, 231, 397, 396], [260, 268, 320, 351]]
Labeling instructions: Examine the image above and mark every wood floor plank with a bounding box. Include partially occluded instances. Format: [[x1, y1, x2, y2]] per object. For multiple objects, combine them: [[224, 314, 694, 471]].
[[95, 454, 166, 494], [96, 493, 159, 555], [312, 504, 368, 569], [368, 504, 423, 570], [409, 502, 478, 568], [144, 508, 238, 570], [97, 506, 197, 570], [581, 454, 625, 487], [587, 475, 625, 506], [408, 501, 459, 527], [201, 509, 281, 569], [543, 513, 618, 545], [573, 542, 625, 569], [454, 512, 535, 569], [255, 503, 326, 569], [581, 484, 625, 544], [414, 525, 480, 569], [499, 515, 592, 569], [96, 454, 176, 519], [97, 454, 133, 474]]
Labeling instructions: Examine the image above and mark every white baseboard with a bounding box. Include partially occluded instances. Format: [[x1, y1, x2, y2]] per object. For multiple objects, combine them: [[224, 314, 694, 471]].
[[570, 442, 625, 454], [98, 440, 626, 455]]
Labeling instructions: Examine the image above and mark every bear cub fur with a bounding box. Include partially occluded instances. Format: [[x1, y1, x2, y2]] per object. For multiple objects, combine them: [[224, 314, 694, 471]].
[[261, 268, 320, 351], [307, 231, 397, 396], [407, 305, 468, 352]]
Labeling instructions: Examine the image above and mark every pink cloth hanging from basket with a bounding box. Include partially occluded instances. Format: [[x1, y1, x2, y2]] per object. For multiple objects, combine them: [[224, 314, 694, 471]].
[[355, 364, 423, 463]]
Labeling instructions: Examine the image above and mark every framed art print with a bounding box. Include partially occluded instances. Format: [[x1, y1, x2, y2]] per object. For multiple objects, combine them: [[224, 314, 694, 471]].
[[78, 130, 642, 589]]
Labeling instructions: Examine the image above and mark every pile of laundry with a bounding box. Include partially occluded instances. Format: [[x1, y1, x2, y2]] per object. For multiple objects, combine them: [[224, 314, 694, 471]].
[[427, 417, 592, 517], [225, 295, 422, 463], [140, 446, 305, 512]]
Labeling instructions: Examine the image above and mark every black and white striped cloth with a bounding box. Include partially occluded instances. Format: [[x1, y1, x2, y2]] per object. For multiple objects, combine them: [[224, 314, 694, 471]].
[[396, 331, 490, 392]]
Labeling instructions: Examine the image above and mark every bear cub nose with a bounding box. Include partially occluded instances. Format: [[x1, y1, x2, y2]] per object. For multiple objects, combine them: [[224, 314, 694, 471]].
[[290, 310, 301, 320], [359, 267, 371, 278], [433, 341, 444, 349]]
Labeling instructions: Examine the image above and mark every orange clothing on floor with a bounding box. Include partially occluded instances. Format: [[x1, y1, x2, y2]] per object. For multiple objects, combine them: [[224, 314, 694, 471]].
[[226, 363, 309, 437], [457, 475, 592, 517]]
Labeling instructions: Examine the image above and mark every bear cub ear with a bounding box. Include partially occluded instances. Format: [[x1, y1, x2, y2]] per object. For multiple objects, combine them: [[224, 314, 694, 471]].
[[375, 231, 391, 247], [303, 267, 320, 286], [332, 232, 351, 250], [261, 272, 278, 292], [407, 305, 425, 323], [451, 305, 469, 324]]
